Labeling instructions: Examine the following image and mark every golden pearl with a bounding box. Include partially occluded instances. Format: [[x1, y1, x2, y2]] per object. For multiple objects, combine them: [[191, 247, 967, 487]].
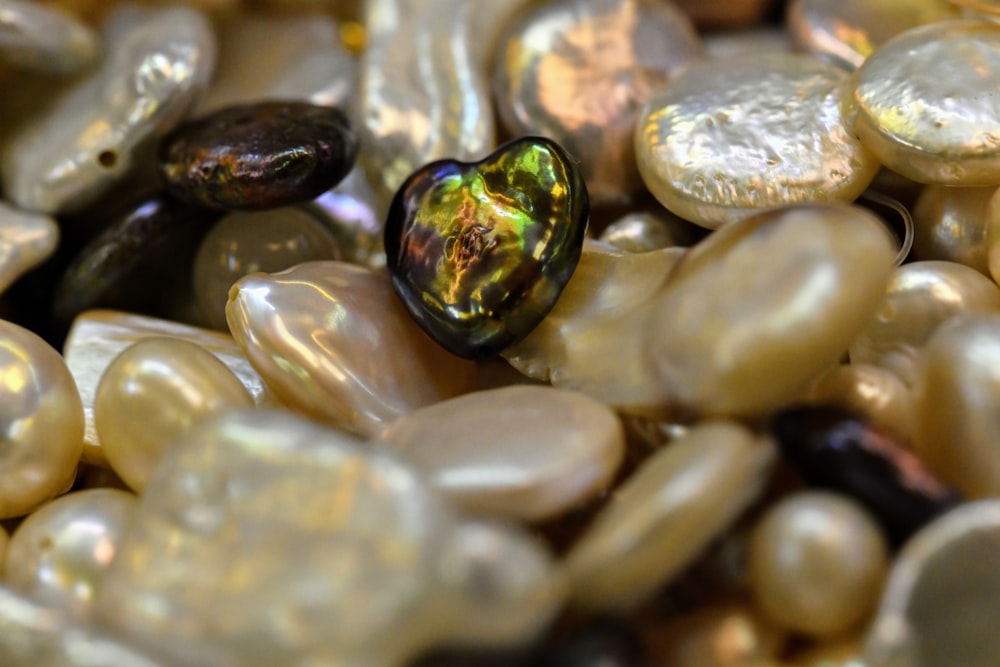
[[645, 602, 786, 667], [804, 363, 915, 444], [912, 185, 994, 274]]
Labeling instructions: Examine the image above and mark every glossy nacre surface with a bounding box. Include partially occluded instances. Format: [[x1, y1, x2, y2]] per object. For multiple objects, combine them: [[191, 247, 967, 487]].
[[384, 137, 589, 359]]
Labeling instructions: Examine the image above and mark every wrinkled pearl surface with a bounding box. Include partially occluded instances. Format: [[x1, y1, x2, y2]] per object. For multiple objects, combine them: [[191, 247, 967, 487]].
[[749, 491, 888, 638], [227, 261, 479, 437], [914, 314, 1000, 497], [494, 0, 701, 203], [849, 261, 1000, 386], [847, 21, 1000, 185], [94, 337, 254, 492], [0, 6, 216, 214], [804, 363, 915, 444], [865, 499, 1000, 667], [564, 421, 775, 611], [97, 409, 564, 667], [0, 201, 58, 295], [644, 602, 785, 667], [636, 55, 878, 228], [4, 489, 137, 613], [650, 204, 896, 418], [192, 207, 341, 330], [912, 185, 994, 274], [0, 320, 83, 518], [384, 137, 588, 359], [787, 0, 956, 69], [0, 0, 99, 74], [373, 386, 624, 521], [63, 310, 275, 467]]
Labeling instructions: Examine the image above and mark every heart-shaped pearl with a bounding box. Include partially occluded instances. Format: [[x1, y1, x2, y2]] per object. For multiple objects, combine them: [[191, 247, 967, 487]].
[[384, 136, 589, 359]]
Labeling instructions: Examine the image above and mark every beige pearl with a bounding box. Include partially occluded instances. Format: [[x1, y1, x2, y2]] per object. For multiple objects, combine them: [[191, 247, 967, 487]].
[[0, 201, 59, 294], [914, 313, 1000, 497], [597, 209, 702, 253], [804, 363, 915, 444], [564, 420, 776, 612], [704, 27, 793, 60], [748, 491, 888, 638], [0, 319, 83, 518], [94, 337, 254, 492], [982, 185, 1000, 284], [4, 488, 136, 614], [650, 204, 896, 418], [0, 0, 99, 75], [226, 261, 480, 437], [373, 385, 624, 522], [849, 261, 1000, 386], [912, 185, 994, 274]]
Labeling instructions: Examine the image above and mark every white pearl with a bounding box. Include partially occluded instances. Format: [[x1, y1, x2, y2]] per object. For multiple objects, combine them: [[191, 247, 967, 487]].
[[0, 0, 99, 74], [0, 201, 58, 294]]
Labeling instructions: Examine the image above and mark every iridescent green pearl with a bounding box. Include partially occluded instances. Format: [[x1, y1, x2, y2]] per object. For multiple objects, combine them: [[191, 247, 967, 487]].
[[384, 137, 589, 359]]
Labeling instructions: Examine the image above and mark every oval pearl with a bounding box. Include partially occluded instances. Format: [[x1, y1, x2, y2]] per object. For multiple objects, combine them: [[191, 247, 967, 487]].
[[0, 201, 59, 294], [494, 0, 701, 203], [384, 136, 589, 359], [636, 55, 878, 228], [4, 488, 137, 613], [650, 204, 896, 418], [0, 319, 83, 518], [226, 261, 480, 437], [564, 420, 775, 611], [804, 363, 915, 444], [914, 313, 1000, 497], [0, 0, 99, 74], [748, 491, 888, 638], [94, 337, 254, 492], [192, 207, 341, 330], [373, 385, 624, 521], [847, 21, 1000, 185], [912, 185, 994, 274], [849, 260, 1000, 386]]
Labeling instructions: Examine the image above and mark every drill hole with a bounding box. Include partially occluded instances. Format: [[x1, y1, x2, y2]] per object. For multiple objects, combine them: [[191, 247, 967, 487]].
[[97, 150, 117, 168]]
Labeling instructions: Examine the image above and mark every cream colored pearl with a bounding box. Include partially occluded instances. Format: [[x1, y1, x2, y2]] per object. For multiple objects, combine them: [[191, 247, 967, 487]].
[[748, 491, 888, 638], [94, 337, 254, 492], [4, 488, 136, 614], [0, 201, 59, 295], [804, 363, 915, 444], [912, 185, 994, 274], [0, 0, 99, 74], [645, 602, 786, 667], [0, 319, 83, 519]]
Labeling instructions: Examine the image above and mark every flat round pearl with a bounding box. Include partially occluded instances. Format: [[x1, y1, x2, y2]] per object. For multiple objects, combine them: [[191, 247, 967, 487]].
[[748, 491, 888, 638], [636, 54, 878, 228], [4, 488, 136, 613], [804, 363, 915, 444], [912, 185, 994, 274], [0, 319, 83, 518], [847, 21, 1000, 185], [94, 337, 254, 492]]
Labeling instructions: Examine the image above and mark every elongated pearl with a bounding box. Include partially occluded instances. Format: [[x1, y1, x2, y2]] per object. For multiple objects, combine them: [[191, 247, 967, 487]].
[[912, 185, 994, 274]]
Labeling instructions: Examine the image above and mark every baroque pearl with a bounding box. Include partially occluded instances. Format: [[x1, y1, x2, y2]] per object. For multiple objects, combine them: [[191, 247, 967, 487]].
[[803, 363, 915, 444], [0, 319, 83, 518], [4, 488, 137, 614], [597, 208, 703, 253], [748, 491, 889, 638], [494, 0, 701, 203], [94, 337, 254, 492], [636, 55, 878, 228], [912, 185, 994, 274], [0, 0, 99, 74], [384, 136, 589, 359], [847, 21, 1000, 185], [372, 385, 625, 521], [226, 261, 479, 437], [564, 420, 775, 611], [0, 201, 59, 295]]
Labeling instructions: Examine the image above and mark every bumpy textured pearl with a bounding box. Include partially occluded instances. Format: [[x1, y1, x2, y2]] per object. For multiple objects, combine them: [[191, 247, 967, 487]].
[[94, 337, 254, 492], [636, 55, 878, 228], [0, 201, 59, 295], [494, 0, 701, 203], [4, 489, 137, 614], [0, 320, 83, 518], [912, 185, 994, 274], [644, 602, 785, 667], [564, 421, 775, 611], [650, 204, 896, 418], [847, 21, 1000, 185], [748, 491, 888, 638], [373, 386, 624, 521], [226, 261, 479, 437], [804, 363, 915, 444], [0, 6, 216, 214], [96, 409, 565, 667]]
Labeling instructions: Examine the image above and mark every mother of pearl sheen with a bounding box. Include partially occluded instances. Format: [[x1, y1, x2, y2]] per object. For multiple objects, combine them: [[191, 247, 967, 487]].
[[4, 488, 136, 614], [848, 261, 1000, 387], [372, 386, 625, 522], [912, 185, 995, 274], [649, 204, 896, 418], [0, 201, 59, 294], [226, 261, 479, 437], [865, 500, 1000, 667], [635, 54, 879, 229], [0, 0, 99, 74], [96, 409, 564, 667], [914, 314, 1000, 497], [804, 363, 915, 445], [748, 491, 889, 638], [493, 0, 701, 203], [847, 21, 1000, 186], [563, 420, 776, 612], [0, 6, 216, 214], [0, 320, 83, 519], [94, 337, 254, 492]]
